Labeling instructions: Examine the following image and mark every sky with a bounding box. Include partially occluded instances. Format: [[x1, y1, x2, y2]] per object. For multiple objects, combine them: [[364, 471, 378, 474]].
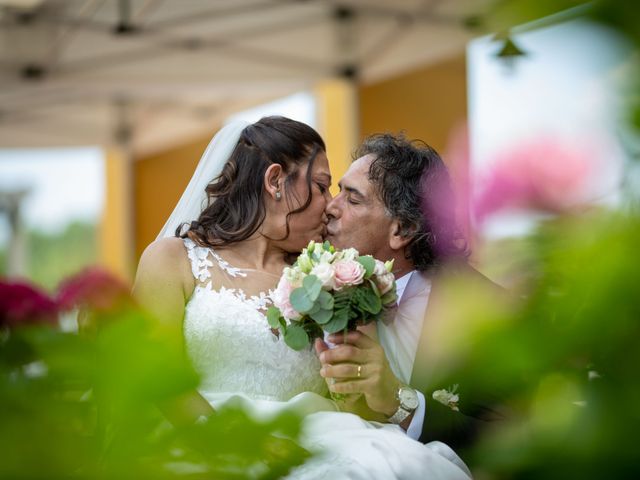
[[0, 147, 104, 245], [467, 16, 631, 238]]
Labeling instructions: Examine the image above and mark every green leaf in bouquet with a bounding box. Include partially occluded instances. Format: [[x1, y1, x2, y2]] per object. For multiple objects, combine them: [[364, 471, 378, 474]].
[[355, 286, 382, 315], [307, 301, 321, 316], [302, 275, 322, 301], [333, 288, 354, 308], [310, 308, 333, 325], [381, 288, 398, 306], [323, 308, 349, 333], [290, 287, 313, 313], [317, 290, 334, 310], [284, 324, 310, 350], [368, 279, 380, 297], [267, 306, 283, 329], [357, 255, 375, 278]]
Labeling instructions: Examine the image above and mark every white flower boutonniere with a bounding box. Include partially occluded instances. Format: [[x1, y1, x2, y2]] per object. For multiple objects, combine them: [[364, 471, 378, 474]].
[[432, 384, 460, 412]]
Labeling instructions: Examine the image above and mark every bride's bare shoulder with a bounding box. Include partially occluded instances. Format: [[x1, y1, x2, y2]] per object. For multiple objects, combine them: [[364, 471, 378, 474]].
[[137, 237, 191, 278], [143, 236, 187, 257]]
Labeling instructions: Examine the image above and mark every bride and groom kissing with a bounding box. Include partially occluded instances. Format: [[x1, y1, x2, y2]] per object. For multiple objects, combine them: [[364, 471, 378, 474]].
[[133, 116, 502, 479]]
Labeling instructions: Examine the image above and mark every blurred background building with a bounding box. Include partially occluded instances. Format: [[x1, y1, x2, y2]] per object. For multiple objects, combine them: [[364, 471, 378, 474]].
[[0, 0, 631, 289]]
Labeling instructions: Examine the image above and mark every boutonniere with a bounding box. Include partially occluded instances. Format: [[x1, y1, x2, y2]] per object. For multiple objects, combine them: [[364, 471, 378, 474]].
[[432, 384, 460, 412]]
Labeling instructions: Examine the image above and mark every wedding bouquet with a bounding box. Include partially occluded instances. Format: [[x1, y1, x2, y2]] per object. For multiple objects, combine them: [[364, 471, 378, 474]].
[[268, 241, 397, 350]]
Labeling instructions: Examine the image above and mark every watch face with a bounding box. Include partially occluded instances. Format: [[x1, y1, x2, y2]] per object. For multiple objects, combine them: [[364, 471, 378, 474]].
[[399, 387, 419, 410]]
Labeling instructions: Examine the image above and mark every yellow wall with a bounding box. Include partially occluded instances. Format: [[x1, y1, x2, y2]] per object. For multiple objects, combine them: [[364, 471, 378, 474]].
[[358, 54, 470, 237], [315, 79, 359, 196], [133, 134, 216, 259], [358, 54, 467, 154], [100, 147, 134, 281]]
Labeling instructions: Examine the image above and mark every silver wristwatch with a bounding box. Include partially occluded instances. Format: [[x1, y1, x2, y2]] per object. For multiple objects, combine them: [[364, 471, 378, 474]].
[[388, 385, 419, 425]]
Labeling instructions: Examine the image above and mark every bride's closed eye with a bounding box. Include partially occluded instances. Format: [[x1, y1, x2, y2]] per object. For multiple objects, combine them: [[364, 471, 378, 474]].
[[316, 182, 329, 194]]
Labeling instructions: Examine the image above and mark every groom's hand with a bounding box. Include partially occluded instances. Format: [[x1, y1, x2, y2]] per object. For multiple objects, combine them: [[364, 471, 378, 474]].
[[315, 330, 401, 418]]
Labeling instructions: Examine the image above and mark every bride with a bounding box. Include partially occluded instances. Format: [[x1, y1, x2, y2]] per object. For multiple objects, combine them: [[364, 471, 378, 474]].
[[133, 116, 471, 479]]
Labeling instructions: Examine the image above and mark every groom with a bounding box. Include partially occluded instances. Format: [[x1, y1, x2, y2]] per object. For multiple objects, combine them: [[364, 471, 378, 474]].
[[317, 133, 506, 448]]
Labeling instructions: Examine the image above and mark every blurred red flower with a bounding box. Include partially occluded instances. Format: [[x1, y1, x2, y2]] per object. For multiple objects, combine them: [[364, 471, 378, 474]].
[[0, 281, 59, 327], [57, 267, 133, 314]]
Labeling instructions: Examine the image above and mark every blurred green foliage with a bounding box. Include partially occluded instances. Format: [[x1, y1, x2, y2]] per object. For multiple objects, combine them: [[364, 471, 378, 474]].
[[0, 221, 98, 291], [426, 212, 640, 478], [0, 280, 309, 479], [28, 222, 98, 291]]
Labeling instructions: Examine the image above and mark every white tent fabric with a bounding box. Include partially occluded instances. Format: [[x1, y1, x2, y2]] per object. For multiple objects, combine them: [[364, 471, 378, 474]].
[[0, 0, 480, 154]]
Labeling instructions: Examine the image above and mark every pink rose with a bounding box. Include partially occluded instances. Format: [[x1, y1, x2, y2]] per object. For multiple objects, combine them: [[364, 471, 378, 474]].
[[333, 260, 366, 289], [272, 276, 300, 320]]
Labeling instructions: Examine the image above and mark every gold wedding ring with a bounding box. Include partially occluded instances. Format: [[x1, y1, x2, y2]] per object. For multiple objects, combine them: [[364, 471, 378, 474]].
[[357, 365, 362, 378]]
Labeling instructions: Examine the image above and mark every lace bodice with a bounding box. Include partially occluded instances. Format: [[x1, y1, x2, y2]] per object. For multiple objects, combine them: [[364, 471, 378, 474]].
[[182, 238, 327, 401]]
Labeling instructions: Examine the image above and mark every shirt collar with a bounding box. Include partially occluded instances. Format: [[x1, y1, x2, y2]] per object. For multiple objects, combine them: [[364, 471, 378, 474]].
[[394, 270, 415, 303]]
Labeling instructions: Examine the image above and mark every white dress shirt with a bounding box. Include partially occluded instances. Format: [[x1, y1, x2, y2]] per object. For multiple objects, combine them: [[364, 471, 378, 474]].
[[378, 271, 431, 441]]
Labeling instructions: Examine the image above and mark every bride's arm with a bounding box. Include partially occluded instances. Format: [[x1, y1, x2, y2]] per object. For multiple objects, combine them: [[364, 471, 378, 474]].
[[132, 237, 215, 424]]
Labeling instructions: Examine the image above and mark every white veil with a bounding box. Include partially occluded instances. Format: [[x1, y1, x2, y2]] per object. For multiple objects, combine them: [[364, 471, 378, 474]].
[[157, 120, 251, 239]]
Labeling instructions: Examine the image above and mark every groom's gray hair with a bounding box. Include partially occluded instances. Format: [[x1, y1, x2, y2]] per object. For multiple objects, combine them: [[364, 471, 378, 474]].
[[354, 133, 469, 271]]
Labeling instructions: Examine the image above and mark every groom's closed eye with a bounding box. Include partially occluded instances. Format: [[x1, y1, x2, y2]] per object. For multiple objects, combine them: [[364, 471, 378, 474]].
[[343, 187, 365, 205]]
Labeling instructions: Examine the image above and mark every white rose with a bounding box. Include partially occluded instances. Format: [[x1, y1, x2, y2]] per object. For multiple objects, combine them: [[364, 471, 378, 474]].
[[311, 263, 336, 289], [339, 248, 359, 262], [318, 250, 336, 264], [283, 266, 304, 288], [373, 259, 387, 277], [374, 271, 395, 296]]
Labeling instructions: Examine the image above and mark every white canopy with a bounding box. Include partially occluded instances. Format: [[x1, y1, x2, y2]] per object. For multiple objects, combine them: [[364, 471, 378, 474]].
[[0, 0, 482, 155]]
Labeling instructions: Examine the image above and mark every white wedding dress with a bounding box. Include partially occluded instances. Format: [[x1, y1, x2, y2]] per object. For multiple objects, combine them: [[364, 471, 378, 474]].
[[182, 238, 471, 479]]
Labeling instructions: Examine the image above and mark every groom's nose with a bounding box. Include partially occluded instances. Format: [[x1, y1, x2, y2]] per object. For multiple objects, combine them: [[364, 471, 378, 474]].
[[325, 194, 340, 219]]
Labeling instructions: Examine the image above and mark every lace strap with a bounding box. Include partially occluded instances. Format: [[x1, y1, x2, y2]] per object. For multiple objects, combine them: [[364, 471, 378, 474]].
[[183, 238, 247, 283]]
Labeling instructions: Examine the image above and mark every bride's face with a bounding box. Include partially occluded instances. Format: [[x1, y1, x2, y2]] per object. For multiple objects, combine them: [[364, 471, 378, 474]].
[[278, 151, 332, 252]]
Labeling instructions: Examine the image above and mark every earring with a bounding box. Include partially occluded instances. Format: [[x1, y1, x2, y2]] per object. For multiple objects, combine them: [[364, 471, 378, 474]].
[[275, 190, 282, 200]]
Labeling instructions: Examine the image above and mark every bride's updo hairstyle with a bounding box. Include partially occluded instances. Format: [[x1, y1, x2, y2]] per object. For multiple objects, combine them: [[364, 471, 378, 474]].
[[179, 116, 326, 247]]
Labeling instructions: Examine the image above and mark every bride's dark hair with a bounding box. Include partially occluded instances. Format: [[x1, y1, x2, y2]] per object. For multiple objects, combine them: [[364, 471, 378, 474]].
[[178, 116, 326, 247]]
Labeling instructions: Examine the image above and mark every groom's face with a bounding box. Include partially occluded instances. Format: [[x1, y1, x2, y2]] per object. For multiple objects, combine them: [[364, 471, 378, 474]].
[[325, 155, 394, 260]]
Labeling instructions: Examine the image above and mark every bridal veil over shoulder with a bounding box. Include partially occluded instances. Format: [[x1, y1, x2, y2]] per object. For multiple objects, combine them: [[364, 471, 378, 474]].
[[157, 120, 250, 240]]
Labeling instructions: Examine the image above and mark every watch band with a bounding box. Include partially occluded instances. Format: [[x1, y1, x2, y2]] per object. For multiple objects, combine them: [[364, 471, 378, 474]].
[[388, 405, 413, 424], [388, 385, 418, 425]]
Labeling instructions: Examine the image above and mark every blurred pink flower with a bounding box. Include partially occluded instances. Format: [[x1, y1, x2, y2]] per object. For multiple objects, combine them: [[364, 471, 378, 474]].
[[0, 281, 59, 328], [474, 140, 594, 222], [57, 267, 132, 314]]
